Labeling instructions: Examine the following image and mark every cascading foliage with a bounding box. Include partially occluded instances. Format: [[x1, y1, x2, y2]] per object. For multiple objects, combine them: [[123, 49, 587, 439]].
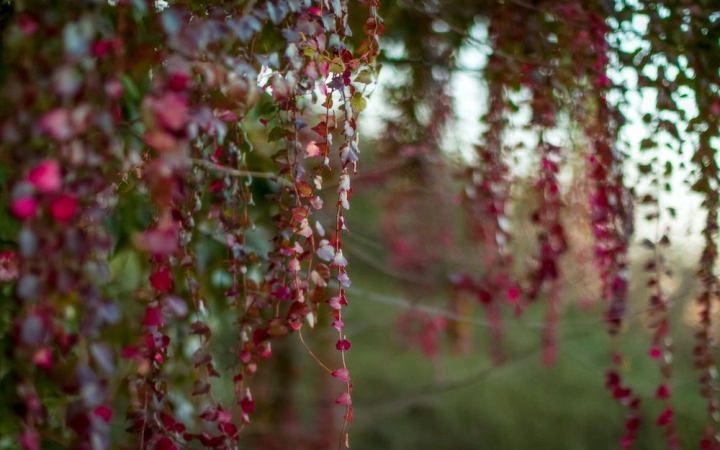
[[0, 0, 380, 448], [0, 0, 719, 449], [374, 1, 720, 450]]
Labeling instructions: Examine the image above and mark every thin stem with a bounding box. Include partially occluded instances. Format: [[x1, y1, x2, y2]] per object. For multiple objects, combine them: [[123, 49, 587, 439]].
[[298, 329, 332, 374], [190, 158, 280, 180]]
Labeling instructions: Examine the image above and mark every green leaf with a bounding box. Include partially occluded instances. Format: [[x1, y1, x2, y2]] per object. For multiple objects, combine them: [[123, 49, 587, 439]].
[[121, 75, 141, 102], [351, 92, 367, 113], [354, 69, 373, 84], [268, 126, 286, 142], [109, 250, 142, 293]]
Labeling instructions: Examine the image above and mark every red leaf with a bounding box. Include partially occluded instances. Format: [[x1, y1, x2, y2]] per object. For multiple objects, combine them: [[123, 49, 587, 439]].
[[218, 422, 238, 438], [335, 339, 351, 351], [161, 413, 176, 429], [625, 416, 640, 431], [655, 384, 670, 399], [199, 433, 225, 448], [506, 286, 520, 303], [648, 346, 662, 359], [168, 73, 191, 92], [32, 347, 52, 369], [121, 346, 141, 360], [150, 268, 173, 292], [94, 405, 113, 423], [190, 321, 211, 337], [331, 368, 350, 382], [192, 379, 211, 396], [311, 121, 328, 137], [17, 14, 38, 36], [199, 406, 218, 421], [49, 194, 78, 222], [217, 408, 232, 423], [656, 408, 673, 426], [155, 93, 189, 131], [240, 396, 255, 414], [143, 306, 165, 327], [11, 197, 38, 220], [0, 251, 18, 281], [136, 227, 179, 256], [335, 392, 352, 406], [156, 437, 178, 450], [20, 428, 40, 450]]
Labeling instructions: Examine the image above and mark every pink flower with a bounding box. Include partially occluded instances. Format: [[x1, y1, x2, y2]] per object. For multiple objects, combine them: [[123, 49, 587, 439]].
[[27, 160, 61, 193]]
